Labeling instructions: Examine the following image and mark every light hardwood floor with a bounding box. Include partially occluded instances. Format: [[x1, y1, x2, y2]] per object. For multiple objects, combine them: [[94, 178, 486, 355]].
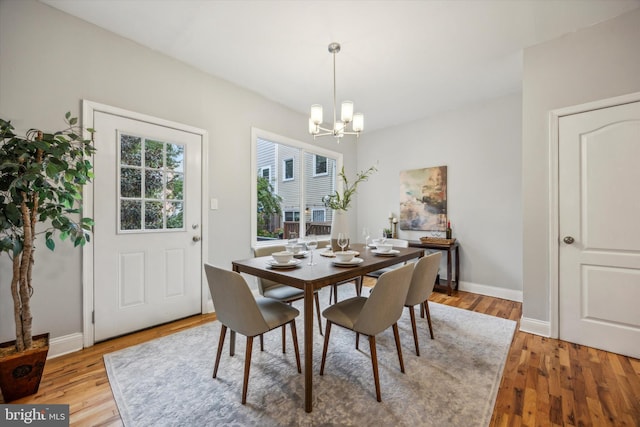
[[3, 283, 640, 426]]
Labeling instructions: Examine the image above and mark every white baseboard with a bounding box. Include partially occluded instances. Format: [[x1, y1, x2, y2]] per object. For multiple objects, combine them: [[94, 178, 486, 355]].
[[519, 316, 551, 337], [458, 280, 523, 302], [48, 332, 84, 359]]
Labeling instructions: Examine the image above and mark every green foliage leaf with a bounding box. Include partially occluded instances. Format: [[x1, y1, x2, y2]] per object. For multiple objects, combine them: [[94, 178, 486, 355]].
[[45, 237, 55, 251]]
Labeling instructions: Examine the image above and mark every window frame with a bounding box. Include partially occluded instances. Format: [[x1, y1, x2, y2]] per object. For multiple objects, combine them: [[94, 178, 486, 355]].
[[251, 128, 343, 248], [313, 155, 329, 177], [282, 158, 294, 181]]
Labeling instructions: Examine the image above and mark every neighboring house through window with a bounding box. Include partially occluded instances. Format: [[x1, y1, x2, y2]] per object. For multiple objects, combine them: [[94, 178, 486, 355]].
[[252, 129, 342, 245]]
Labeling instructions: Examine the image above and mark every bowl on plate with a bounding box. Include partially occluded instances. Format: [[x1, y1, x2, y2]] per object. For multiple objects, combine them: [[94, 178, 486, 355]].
[[272, 251, 293, 264], [285, 244, 303, 254], [376, 243, 393, 253], [335, 250, 356, 263]]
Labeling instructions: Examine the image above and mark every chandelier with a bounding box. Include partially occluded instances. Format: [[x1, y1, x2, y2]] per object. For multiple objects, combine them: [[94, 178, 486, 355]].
[[308, 42, 364, 141]]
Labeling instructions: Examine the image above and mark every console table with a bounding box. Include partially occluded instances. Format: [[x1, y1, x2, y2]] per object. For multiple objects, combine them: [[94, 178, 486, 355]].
[[408, 240, 460, 295]]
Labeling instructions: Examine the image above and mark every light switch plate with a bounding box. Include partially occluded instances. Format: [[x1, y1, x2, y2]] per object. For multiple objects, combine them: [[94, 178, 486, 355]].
[[210, 198, 218, 210]]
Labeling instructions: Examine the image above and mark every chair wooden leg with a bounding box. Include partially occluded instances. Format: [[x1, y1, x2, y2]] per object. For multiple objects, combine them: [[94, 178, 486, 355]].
[[213, 324, 227, 378], [409, 306, 420, 356], [424, 300, 434, 339], [314, 292, 323, 336], [282, 325, 286, 353], [319, 321, 332, 375], [241, 336, 253, 404], [356, 332, 360, 350], [289, 320, 302, 373], [369, 335, 381, 402], [355, 277, 362, 296], [392, 323, 405, 373], [260, 334, 264, 351], [230, 330, 236, 357], [420, 302, 425, 318]]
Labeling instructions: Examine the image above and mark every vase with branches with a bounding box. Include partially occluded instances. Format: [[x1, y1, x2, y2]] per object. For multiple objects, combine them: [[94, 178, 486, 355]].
[[322, 165, 377, 212], [0, 112, 95, 355]]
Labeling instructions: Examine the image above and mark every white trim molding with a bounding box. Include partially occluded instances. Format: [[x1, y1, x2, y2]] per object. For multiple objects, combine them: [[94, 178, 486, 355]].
[[47, 333, 84, 359], [519, 317, 551, 337], [548, 90, 640, 340], [82, 100, 209, 348], [458, 280, 523, 302]]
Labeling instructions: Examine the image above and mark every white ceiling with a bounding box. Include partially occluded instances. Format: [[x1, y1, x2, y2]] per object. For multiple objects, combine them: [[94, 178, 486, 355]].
[[41, 0, 640, 132]]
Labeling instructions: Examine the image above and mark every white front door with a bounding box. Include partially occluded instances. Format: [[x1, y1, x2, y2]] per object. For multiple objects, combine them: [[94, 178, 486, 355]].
[[92, 110, 203, 342], [558, 100, 640, 359]]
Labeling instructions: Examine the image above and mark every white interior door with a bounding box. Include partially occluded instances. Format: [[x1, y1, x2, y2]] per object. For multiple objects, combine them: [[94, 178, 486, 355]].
[[558, 101, 640, 359], [92, 111, 203, 342]]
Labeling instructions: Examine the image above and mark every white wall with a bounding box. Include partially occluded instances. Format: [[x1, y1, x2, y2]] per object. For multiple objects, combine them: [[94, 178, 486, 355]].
[[0, 0, 357, 343], [522, 7, 640, 323], [357, 94, 523, 296]]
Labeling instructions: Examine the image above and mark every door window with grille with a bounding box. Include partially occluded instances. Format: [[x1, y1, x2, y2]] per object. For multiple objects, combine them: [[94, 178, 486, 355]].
[[118, 132, 185, 232]]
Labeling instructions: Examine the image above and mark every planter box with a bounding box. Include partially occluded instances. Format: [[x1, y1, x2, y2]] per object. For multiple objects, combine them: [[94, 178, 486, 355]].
[[0, 333, 49, 402]]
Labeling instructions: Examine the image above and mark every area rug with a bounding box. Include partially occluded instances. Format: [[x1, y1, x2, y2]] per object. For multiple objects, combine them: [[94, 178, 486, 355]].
[[104, 287, 516, 426]]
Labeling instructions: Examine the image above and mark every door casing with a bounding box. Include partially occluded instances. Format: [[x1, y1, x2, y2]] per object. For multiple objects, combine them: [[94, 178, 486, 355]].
[[81, 100, 210, 347], [548, 90, 640, 338]]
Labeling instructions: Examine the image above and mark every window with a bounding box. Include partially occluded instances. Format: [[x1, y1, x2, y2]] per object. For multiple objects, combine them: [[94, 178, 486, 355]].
[[283, 158, 294, 181], [313, 155, 328, 176], [312, 209, 326, 222], [253, 129, 342, 245], [258, 166, 271, 182], [118, 132, 185, 232], [284, 210, 300, 222]]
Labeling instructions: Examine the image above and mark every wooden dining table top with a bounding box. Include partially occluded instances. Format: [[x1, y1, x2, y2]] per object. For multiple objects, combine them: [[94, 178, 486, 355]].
[[232, 243, 425, 290]]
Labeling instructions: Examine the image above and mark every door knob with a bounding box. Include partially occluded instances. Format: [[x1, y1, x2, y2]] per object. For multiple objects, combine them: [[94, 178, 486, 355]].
[[563, 236, 575, 244], [192, 236, 201, 242]]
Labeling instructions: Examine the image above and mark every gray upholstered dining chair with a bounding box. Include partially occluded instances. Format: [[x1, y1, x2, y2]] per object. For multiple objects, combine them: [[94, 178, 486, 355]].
[[319, 263, 414, 402], [204, 263, 301, 404], [405, 252, 441, 356], [253, 246, 323, 338]]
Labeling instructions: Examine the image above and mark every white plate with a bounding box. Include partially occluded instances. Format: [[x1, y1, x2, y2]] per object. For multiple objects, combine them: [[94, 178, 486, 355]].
[[293, 251, 308, 258], [332, 257, 364, 267], [267, 259, 302, 269], [372, 249, 400, 256]]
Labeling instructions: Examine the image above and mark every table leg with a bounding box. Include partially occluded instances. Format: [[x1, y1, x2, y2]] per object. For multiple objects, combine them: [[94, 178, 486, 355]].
[[304, 283, 314, 412], [455, 245, 460, 291], [446, 249, 453, 296]]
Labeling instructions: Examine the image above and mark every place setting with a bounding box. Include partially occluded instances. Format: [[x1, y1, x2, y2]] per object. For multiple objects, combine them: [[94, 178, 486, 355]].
[[266, 251, 302, 269], [369, 237, 400, 256], [331, 233, 363, 267]]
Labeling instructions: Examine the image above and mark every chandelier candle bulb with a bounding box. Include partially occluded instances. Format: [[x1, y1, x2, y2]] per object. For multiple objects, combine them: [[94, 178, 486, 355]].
[[311, 104, 323, 125], [352, 113, 364, 132], [341, 101, 354, 123]]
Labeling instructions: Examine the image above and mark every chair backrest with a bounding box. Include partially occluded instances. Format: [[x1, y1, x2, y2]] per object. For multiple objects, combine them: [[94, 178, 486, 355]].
[[354, 263, 414, 336], [405, 252, 442, 306], [253, 245, 287, 294], [204, 264, 269, 336], [383, 238, 409, 248]]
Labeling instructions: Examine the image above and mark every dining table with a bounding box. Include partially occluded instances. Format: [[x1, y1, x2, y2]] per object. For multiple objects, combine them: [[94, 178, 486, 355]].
[[232, 242, 425, 412]]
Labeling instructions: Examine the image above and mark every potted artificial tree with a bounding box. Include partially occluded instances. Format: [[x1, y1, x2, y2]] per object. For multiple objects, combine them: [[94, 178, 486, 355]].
[[0, 113, 95, 401]]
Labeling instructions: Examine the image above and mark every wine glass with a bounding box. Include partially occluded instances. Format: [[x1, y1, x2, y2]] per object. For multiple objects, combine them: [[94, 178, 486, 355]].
[[306, 234, 318, 266], [362, 227, 370, 247], [337, 232, 348, 253], [380, 228, 387, 244]]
